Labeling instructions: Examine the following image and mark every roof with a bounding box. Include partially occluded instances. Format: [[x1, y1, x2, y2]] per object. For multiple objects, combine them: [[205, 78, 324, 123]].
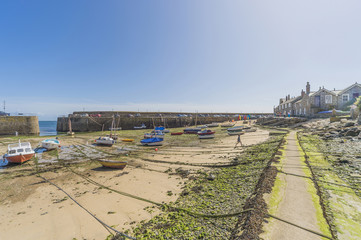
[[310, 88, 336, 96], [338, 83, 361, 95], [283, 96, 302, 104]]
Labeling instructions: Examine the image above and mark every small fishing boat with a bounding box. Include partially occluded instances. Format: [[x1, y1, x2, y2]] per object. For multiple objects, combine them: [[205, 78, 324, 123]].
[[221, 123, 235, 128], [144, 130, 164, 139], [171, 132, 183, 135], [97, 159, 127, 169], [121, 139, 134, 142], [183, 128, 202, 134], [4, 140, 35, 164], [155, 126, 170, 133], [197, 129, 215, 139], [206, 123, 219, 128], [41, 139, 60, 150], [134, 123, 146, 129], [141, 137, 164, 146], [95, 136, 115, 146], [227, 126, 244, 136]]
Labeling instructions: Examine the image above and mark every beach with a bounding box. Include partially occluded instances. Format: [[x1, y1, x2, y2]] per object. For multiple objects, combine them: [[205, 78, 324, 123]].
[[0, 121, 271, 240]]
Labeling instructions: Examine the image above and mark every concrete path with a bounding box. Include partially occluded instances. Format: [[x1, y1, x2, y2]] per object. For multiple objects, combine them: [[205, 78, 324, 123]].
[[261, 131, 325, 240]]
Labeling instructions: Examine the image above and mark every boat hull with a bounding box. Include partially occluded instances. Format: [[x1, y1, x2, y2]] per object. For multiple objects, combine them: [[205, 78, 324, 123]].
[[5, 153, 34, 164], [41, 142, 60, 150], [141, 141, 163, 146], [121, 139, 134, 142], [95, 140, 115, 146], [97, 160, 127, 169], [227, 131, 244, 136], [198, 134, 215, 139], [171, 132, 183, 135]]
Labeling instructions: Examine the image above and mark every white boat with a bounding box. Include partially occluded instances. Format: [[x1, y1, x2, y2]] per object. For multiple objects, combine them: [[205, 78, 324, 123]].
[[206, 123, 219, 127], [228, 131, 244, 136], [227, 126, 244, 136], [95, 137, 115, 146], [4, 140, 35, 164], [41, 139, 60, 150], [144, 130, 165, 139], [197, 129, 215, 139], [134, 123, 146, 129]]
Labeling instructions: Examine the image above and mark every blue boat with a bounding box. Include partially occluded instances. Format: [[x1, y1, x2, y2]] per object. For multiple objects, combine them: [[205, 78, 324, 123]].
[[140, 138, 164, 146]]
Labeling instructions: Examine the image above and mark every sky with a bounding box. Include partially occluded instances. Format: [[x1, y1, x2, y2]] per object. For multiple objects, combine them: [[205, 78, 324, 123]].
[[1, 0, 361, 120]]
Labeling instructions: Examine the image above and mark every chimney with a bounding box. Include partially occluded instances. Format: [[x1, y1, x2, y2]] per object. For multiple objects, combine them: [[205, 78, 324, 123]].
[[288, 94, 290, 100], [301, 89, 305, 97], [306, 82, 310, 95]]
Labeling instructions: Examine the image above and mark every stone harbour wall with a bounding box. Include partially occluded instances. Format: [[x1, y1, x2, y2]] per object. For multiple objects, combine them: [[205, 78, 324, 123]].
[[0, 116, 40, 135]]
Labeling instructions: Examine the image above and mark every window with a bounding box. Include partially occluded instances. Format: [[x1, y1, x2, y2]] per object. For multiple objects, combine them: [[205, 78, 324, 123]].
[[325, 95, 332, 104], [342, 94, 349, 102], [9, 150, 16, 154], [25, 148, 31, 152], [289, 103, 291, 108], [17, 149, 24, 153]]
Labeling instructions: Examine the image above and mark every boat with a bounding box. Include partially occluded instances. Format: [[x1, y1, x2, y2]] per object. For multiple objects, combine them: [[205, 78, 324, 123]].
[[41, 139, 60, 150], [134, 123, 146, 129], [183, 128, 202, 134], [206, 123, 219, 127], [141, 137, 164, 146], [197, 129, 215, 139], [97, 159, 127, 169], [144, 130, 165, 139], [95, 136, 115, 146], [198, 125, 208, 129], [227, 126, 244, 136], [67, 117, 74, 135], [4, 140, 35, 164], [228, 131, 245, 136], [171, 132, 183, 135], [121, 139, 134, 142], [221, 123, 235, 128]]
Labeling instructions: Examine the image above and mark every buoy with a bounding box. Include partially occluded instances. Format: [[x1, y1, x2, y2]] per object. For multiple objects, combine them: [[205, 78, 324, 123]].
[[155, 148, 158, 151]]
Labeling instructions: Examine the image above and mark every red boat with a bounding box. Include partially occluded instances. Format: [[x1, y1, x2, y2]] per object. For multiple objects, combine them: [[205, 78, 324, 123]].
[[171, 132, 184, 135], [4, 141, 35, 164]]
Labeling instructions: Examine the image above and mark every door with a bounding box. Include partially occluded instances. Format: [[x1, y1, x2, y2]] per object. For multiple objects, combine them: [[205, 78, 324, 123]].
[[314, 96, 321, 107]]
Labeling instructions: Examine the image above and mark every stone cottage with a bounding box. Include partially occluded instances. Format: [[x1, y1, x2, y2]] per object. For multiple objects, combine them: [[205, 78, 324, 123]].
[[274, 82, 361, 117]]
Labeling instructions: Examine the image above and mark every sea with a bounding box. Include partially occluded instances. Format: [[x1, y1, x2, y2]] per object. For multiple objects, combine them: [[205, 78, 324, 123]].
[[39, 121, 57, 136]]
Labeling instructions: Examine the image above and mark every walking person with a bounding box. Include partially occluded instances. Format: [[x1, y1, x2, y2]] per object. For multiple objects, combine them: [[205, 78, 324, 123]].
[[234, 134, 243, 148]]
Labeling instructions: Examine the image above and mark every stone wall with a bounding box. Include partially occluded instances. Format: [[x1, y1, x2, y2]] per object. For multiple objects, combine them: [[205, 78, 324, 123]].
[[0, 116, 40, 135], [57, 116, 233, 132]]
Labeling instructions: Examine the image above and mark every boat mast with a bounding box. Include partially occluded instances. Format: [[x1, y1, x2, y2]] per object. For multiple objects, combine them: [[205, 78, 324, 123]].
[[68, 117, 72, 134]]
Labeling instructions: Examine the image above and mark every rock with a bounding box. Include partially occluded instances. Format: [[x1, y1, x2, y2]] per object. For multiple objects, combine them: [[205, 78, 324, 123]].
[[344, 121, 355, 127], [207, 174, 216, 181], [345, 129, 360, 137]]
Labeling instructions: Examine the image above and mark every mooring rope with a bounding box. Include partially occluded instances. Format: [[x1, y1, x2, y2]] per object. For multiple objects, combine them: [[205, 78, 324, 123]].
[[65, 166, 254, 218], [36, 174, 136, 239]]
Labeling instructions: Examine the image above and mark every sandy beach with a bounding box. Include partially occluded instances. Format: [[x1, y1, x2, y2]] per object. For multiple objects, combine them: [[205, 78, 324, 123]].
[[0, 121, 269, 240]]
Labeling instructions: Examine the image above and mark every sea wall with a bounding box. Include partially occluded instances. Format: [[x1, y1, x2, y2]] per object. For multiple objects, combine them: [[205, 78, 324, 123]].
[[0, 116, 40, 135], [57, 116, 233, 132]]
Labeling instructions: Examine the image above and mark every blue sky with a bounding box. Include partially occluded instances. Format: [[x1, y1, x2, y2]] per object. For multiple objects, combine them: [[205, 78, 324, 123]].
[[1, 0, 361, 120]]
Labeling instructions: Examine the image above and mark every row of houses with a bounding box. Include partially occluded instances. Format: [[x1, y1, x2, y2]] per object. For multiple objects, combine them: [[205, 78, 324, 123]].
[[274, 82, 361, 117]]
